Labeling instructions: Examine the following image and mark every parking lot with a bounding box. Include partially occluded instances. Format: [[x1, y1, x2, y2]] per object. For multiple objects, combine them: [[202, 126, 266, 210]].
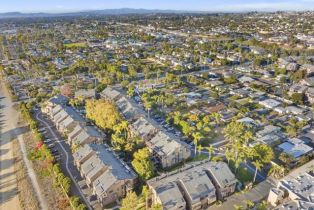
[[34, 111, 102, 210]]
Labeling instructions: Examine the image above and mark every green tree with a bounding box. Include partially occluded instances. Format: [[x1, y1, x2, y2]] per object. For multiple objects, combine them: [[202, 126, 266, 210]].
[[86, 99, 121, 130], [210, 112, 222, 126], [207, 145, 215, 160], [253, 144, 274, 165], [251, 144, 274, 183], [131, 148, 154, 180], [291, 93, 305, 105], [268, 164, 286, 179], [127, 84, 135, 97], [152, 204, 163, 210], [225, 149, 234, 165], [192, 132, 202, 156], [245, 200, 254, 209], [252, 160, 263, 183], [120, 191, 139, 210], [70, 196, 81, 208]]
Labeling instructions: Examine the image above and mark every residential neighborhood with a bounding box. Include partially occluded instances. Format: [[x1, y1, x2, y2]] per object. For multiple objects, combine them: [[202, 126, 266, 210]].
[[0, 3, 314, 210]]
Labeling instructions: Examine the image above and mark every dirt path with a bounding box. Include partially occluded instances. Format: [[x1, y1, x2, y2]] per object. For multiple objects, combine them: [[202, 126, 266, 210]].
[[0, 81, 48, 210], [0, 82, 22, 210], [17, 129, 49, 210]]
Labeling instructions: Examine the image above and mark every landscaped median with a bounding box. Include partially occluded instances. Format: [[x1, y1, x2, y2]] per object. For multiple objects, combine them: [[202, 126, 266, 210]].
[[20, 102, 87, 210]]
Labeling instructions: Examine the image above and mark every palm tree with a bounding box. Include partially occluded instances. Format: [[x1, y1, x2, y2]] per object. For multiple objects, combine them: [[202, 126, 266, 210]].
[[113, 120, 129, 139], [144, 101, 152, 119], [223, 121, 244, 144], [207, 145, 215, 160], [210, 112, 221, 126], [225, 148, 234, 165], [156, 94, 165, 109], [252, 160, 263, 183], [245, 200, 254, 209], [192, 132, 202, 156], [234, 205, 244, 210], [242, 131, 253, 144], [197, 145, 203, 156], [268, 164, 285, 179]]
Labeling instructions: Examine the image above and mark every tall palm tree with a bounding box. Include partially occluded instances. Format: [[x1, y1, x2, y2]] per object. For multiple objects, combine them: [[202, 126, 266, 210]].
[[207, 145, 215, 160], [252, 160, 263, 183], [143, 101, 152, 119], [197, 145, 203, 156], [210, 112, 221, 126], [192, 132, 202, 156], [268, 164, 285, 179], [225, 148, 234, 165]]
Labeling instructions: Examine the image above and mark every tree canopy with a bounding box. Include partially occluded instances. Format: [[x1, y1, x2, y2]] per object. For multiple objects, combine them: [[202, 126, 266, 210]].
[[131, 148, 154, 180], [86, 99, 121, 130]]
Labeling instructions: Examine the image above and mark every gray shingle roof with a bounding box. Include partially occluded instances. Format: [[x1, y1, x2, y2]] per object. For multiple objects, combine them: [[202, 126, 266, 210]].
[[48, 94, 68, 105], [148, 161, 224, 209], [206, 162, 237, 188], [69, 124, 102, 145], [148, 131, 188, 156], [101, 87, 122, 101], [74, 144, 137, 180]]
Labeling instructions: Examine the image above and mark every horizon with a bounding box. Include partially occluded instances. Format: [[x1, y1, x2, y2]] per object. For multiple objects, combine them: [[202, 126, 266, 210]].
[[1, 0, 314, 13]]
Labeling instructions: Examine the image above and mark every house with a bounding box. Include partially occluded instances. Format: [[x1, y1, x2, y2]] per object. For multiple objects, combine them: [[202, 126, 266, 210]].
[[100, 86, 122, 102], [237, 117, 258, 128], [146, 131, 191, 168], [250, 46, 265, 55], [68, 124, 103, 146], [288, 84, 308, 96], [278, 138, 313, 159], [73, 144, 137, 207], [306, 87, 314, 104], [116, 96, 143, 121], [206, 162, 237, 200], [257, 133, 283, 147], [259, 99, 281, 109], [130, 117, 158, 141], [267, 172, 314, 208], [256, 125, 282, 138], [50, 104, 64, 118], [53, 106, 86, 133], [42, 95, 68, 114], [301, 64, 314, 76], [273, 106, 286, 115], [300, 77, 314, 87], [238, 76, 255, 84], [103, 86, 191, 169], [75, 89, 96, 99], [286, 106, 306, 115], [148, 161, 217, 210], [286, 63, 299, 72], [230, 88, 251, 98]]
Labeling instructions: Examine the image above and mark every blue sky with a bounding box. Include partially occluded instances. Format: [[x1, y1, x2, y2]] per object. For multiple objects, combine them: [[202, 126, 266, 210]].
[[1, 0, 314, 13]]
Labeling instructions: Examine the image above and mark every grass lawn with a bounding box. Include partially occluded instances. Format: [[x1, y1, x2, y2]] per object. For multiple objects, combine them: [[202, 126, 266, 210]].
[[64, 42, 87, 48], [229, 161, 254, 183]]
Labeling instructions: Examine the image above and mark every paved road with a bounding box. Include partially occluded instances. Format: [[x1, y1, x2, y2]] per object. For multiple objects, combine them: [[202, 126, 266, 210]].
[[0, 82, 48, 210], [35, 112, 95, 210]]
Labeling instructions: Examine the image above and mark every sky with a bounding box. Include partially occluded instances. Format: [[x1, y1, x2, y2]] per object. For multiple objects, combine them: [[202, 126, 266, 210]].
[[0, 0, 314, 13]]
